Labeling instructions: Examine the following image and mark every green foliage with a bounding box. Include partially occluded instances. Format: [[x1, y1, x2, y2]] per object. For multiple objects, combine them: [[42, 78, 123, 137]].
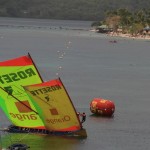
[[102, 8, 150, 35], [129, 23, 144, 36], [0, 0, 150, 20]]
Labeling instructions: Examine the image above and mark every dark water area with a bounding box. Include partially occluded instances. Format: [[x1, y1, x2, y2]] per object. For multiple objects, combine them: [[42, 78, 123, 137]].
[[0, 17, 150, 150]]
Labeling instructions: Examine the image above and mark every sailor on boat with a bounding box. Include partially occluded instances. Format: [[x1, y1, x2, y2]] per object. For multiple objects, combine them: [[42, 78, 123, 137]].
[[77, 112, 86, 123], [81, 112, 86, 123]]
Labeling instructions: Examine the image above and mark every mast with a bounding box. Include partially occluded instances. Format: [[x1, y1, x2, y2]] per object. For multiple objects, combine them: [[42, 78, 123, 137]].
[[28, 52, 44, 82], [58, 77, 82, 128]]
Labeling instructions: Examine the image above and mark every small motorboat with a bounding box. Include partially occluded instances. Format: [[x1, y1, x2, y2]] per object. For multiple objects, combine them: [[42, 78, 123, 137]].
[[109, 40, 117, 43], [7, 143, 30, 150]]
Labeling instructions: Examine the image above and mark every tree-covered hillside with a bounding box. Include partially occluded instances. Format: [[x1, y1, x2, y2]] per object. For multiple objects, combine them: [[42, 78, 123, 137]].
[[0, 0, 150, 21]]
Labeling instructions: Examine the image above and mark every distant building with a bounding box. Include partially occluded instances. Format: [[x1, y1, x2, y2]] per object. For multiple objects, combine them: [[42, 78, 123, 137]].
[[96, 25, 112, 33]]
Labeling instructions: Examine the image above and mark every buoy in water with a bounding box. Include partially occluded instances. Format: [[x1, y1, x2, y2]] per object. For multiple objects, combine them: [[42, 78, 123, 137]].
[[90, 98, 115, 116]]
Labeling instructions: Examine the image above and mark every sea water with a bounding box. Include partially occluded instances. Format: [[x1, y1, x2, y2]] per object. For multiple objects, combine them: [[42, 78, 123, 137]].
[[0, 17, 150, 150]]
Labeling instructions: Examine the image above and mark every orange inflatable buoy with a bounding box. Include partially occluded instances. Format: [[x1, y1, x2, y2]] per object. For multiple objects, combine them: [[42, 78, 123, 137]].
[[90, 98, 115, 116]]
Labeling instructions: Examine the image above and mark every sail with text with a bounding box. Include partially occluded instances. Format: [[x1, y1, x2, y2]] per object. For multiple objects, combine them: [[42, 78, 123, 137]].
[[0, 54, 45, 129], [23, 78, 82, 132]]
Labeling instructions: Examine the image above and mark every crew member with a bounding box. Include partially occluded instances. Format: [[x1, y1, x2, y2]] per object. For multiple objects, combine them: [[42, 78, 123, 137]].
[[81, 112, 86, 123]]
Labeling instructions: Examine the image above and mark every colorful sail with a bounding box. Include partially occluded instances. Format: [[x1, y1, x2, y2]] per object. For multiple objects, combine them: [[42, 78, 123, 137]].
[[23, 78, 82, 131], [0, 54, 45, 129], [0, 87, 44, 128]]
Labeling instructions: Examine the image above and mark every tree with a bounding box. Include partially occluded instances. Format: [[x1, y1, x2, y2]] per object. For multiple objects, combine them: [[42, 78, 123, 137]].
[[105, 15, 121, 33], [129, 23, 144, 36]]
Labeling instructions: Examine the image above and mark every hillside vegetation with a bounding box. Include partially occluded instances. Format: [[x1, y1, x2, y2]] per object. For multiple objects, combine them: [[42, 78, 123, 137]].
[[0, 0, 150, 21], [95, 8, 150, 37]]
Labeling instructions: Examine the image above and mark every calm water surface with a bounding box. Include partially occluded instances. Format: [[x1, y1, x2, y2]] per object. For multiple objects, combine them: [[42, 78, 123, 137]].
[[0, 17, 150, 150]]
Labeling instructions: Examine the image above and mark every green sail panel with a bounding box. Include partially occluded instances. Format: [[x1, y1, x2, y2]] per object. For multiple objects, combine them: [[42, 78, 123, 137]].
[[0, 55, 45, 129], [24, 78, 81, 132], [0, 87, 44, 128]]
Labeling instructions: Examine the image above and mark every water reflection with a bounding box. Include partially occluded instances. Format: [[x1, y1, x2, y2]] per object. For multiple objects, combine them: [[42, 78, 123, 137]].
[[1, 133, 86, 150], [89, 114, 114, 123]]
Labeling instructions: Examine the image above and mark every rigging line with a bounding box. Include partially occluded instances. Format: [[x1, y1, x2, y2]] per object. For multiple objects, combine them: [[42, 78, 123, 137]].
[[7, 84, 28, 95], [24, 87, 53, 108], [0, 87, 38, 115], [18, 132, 30, 142]]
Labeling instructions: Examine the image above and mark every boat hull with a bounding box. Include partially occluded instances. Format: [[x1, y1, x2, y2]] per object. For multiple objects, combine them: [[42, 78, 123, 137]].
[[6, 125, 87, 138]]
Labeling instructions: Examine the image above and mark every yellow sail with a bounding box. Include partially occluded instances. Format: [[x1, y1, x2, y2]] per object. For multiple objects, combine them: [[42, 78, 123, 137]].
[[24, 78, 82, 131]]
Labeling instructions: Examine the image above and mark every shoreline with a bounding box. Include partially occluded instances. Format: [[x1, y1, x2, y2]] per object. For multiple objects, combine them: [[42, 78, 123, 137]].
[[107, 32, 150, 40], [90, 29, 150, 40]]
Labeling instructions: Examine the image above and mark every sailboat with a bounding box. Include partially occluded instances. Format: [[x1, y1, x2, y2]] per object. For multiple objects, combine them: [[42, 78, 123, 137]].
[[0, 54, 87, 138]]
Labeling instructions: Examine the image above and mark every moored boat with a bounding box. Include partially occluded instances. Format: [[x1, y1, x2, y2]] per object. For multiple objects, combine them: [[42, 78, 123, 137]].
[[7, 143, 30, 150]]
